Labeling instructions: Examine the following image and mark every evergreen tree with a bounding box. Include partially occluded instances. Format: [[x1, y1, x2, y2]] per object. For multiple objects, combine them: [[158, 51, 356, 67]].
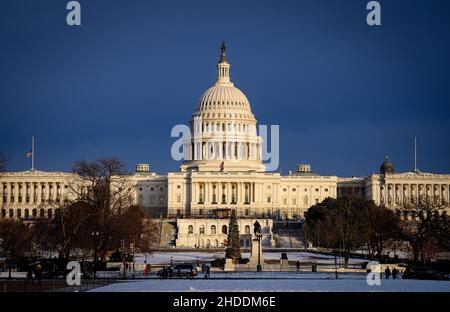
[[225, 209, 241, 261]]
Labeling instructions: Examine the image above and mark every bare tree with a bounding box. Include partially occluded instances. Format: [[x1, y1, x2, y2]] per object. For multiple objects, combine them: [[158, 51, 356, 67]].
[[66, 157, 156, 260], [362, 202, 399, 259], [397, 199, 447, 262], [0, 220, 33, 278]]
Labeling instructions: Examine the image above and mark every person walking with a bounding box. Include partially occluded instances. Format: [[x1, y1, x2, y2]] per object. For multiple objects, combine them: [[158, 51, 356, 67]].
[[25, 264, 34, 287], [205, 265, 210, 279], [296, 260, 300, 272], [35, 263, 42, 287], [392, 267, 398, 279], [384, 266, 391, 279]]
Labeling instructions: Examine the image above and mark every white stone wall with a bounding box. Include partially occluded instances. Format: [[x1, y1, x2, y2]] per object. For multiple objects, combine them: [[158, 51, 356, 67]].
[[175, 218, 274, 248]]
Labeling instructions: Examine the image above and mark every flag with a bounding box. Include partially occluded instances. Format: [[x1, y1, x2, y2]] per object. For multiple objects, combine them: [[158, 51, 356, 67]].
[[219, 161, 224, 171], [26, 150, 33, 157]]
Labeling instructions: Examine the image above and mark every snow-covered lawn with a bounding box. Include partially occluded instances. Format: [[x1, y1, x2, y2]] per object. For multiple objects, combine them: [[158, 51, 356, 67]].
[[135, 251, 365, 265], [89, 273, 450, 292]]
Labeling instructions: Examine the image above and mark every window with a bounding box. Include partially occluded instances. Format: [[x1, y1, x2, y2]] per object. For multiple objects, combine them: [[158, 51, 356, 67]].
[[199, 225, 205, 234], [303, 196, 308, 205], [283, 188, 287, 192], [315, 198, 319, 204], [324, 188, 329, 192], [267, 196, 271, 203], [244, 225, 250, 234], [150, 187, 154, 191], [292, 188, 296, 192], [188, 225, 193, 234], [222, 225, 227, 234], [315, 188, 319, 192], [304, 188, 308, 192], [291, 198, 297, 205], [177, 185, 181, 189], [211, 225, 216, 234], [176, 195, 181, 203]]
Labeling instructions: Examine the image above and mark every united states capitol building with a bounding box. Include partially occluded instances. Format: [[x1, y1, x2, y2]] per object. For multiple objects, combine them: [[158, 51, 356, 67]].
[[1, 44, 449, 248]]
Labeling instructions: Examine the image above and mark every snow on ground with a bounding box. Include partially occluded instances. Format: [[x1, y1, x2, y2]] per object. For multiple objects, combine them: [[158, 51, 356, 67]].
[[89, 273, 450, 292], [135, 251, 365, 265]]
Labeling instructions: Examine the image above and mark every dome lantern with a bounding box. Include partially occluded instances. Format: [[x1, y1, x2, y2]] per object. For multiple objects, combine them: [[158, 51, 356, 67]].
[[217, 41, 231, 84]]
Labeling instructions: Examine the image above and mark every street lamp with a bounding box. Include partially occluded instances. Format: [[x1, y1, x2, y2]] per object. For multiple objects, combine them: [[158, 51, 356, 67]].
[[254, 221, 263, 272], [91, 231, 100, 279], [256, 232, 263, 272]]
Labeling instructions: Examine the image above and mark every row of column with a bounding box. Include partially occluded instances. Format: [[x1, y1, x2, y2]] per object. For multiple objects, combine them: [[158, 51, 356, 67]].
[[0, 182, 64, 205], [194, 122, 254, 135], [1, 207, 55, 219], [191, 182, 256, 205], [186, 141, 261, 161], [381, 183, 450, 205]]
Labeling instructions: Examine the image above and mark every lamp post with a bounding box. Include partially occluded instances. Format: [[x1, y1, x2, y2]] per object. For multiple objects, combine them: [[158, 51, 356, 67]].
[[256, 232, 262, 272], [91, 231, 99, 279], [254, 220, 262, 272]]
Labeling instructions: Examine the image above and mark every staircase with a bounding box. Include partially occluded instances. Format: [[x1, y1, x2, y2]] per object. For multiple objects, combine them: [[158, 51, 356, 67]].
[[157, 219, 177, 248], [272, 221, 304, 248]]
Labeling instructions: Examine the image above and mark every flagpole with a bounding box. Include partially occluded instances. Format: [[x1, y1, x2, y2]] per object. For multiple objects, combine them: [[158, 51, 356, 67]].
[[414, 137, 417, 172], [32, 136, 35, 171]]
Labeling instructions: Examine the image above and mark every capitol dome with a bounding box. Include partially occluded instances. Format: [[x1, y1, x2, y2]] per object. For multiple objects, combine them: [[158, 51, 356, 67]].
[[192, 42, 256, 121], [181, 42, 264, 173]]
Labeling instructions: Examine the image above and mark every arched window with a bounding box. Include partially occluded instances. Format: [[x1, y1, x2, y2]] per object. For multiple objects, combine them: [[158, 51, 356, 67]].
[[17, 209, 22, 218], [199, 225, 205, 234], [303, 196, 308, 205], [9, 209, 14, 218], [211, 225, 216, 235], [245, 225, 250, 234], [222, 225, 227, 234], [188, 225, 193, 234], [47, 209, 53, 219], [39, 209, 45, 218], [24, 209, 29, 220], [215, 239, 219, 247], [32, 209, 37, 218], [1, 209, 6, 219]]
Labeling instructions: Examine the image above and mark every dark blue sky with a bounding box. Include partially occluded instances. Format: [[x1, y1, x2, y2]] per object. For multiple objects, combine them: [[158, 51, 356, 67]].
[[1, 0, 449, 176]]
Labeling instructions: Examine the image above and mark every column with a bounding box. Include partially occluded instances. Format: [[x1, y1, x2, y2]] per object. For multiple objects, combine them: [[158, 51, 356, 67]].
[[14, 182, 19, 205], [37, 182, 42, 204], [6, 182, 11, 204], [53, 183, 58, 202], [30, 183, 35, 204]]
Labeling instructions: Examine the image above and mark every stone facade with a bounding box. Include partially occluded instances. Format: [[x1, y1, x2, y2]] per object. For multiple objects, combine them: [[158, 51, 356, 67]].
[[175, 218, 274, 248]]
